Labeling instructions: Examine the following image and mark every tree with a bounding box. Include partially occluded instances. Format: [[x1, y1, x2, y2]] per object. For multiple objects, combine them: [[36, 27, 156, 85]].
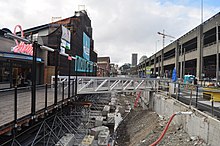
[[119, 63, 131, 75]]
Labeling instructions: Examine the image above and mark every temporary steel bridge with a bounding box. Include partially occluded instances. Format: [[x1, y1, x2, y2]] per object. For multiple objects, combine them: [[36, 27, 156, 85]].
[[0, 76, 168, 146]]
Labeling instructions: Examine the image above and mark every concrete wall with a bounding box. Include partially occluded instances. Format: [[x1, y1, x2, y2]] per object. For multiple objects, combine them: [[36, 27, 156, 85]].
[[139, 91, 151, 110], [203, 44, 219, 57], [138, 13, 220, 80], [151, 94, 220, 146]]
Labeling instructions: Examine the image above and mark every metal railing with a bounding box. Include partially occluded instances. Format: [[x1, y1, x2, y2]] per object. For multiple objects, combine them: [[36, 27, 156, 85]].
[[66, 76, 169, 94], [2, 76, 220, 138], [3, 76, 220, 129], [2, 75, 220, 146], [169, 82, 220, 118], [0, 80, 76, 134], [0, 76, 170, 133]]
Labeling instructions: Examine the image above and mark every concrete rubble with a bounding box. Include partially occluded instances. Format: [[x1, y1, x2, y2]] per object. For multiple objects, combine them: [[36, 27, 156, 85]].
[[115, 93, 209, 146], [75, 93, 119, 146], [95, 116, 103, 127], [76, 91, 211, 146], [107, 113, 115, 124], [55, 133, 75, 146], [102, 105, 110, 116], [79, 135, 95, 146], [90, 126, 109, 139], [97, 130, 110, 146]]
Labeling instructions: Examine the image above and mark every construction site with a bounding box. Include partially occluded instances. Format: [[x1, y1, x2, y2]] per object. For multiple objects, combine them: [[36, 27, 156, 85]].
[[1, 76, 220, 146], [1, 3, 220, 145]]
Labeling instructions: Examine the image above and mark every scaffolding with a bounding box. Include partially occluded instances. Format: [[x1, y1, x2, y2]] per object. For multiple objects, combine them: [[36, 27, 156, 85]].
[[4, 93, 113, 146]]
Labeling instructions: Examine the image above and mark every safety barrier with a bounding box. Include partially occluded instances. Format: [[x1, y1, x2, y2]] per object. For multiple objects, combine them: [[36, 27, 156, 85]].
[[0, 80, 76, 136], [172, 82, 220, 118]]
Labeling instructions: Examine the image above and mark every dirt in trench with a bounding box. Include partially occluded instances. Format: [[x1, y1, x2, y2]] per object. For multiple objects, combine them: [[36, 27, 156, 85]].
[[115, 93, 208, 146]]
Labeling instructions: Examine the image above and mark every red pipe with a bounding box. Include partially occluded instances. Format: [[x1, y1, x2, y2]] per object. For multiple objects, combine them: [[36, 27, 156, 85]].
[[134, 91, 141, 108], [149, 113, 176, 146]]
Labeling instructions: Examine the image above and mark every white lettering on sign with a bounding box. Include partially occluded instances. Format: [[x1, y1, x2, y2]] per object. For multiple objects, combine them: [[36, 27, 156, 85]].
[[12, 42, 33, 56], [11, 25, 33, 56]]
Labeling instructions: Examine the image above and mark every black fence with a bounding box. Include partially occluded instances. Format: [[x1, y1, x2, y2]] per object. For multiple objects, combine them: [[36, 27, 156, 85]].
[[0, 79, 76, 133], [168, 82, 220, 118]]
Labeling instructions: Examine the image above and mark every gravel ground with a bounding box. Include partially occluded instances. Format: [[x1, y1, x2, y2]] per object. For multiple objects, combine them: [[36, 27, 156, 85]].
[[115, 93, 208, 146]]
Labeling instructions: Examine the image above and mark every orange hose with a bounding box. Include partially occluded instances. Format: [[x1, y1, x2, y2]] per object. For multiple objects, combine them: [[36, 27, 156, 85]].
[[149, 113, 176, 146]]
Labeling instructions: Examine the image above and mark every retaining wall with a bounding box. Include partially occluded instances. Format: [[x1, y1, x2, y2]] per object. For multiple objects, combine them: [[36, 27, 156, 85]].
[[151, 93, 220, 146]]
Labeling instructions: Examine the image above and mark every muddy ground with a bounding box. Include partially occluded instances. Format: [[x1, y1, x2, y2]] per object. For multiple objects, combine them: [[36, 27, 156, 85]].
[[115, 93, 207, 146]]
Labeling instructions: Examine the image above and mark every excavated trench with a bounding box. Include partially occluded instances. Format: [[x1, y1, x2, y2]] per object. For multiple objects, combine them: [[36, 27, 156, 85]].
[[115, 94, 201, 146]]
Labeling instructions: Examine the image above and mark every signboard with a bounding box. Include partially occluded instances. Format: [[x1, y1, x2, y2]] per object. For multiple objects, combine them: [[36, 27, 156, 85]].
[[83, 32, 90, 61], [1, 52, 42, 62], [11, 25, 33, 56], [75, 55, 93, 72], [12, 42, 33, 56], [145, 66, 151, 75], [60, 26, 71, 54]]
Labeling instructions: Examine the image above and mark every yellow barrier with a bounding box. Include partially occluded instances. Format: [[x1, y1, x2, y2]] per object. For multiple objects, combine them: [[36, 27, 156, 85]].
[[203, 87, 220, 102]]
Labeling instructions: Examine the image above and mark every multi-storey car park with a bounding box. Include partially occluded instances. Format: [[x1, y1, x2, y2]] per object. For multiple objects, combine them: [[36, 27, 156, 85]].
[[138, 12, 220, 81]]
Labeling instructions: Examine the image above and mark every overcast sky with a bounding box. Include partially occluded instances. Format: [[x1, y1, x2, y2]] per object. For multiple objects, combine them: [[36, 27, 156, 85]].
[[1, 0, 220, 66]]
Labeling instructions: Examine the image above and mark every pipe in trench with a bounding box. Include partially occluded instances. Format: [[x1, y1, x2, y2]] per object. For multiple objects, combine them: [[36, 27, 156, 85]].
[[149, 111, 192, 146]]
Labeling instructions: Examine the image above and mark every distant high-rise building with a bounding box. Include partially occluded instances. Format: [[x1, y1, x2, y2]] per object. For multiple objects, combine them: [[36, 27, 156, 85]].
[[132, 53, 138, 67]]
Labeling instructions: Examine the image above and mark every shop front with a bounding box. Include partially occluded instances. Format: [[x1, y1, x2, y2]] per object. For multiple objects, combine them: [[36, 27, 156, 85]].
[[0, 51, 44, 89]]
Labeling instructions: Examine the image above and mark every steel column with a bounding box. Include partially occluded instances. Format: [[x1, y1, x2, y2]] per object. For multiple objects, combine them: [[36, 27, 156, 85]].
[[54, 50, 59, 105], [45, 84, 48, 111], [31, 41, 37, 116], [14, 86, 17, 125], [216, 22, 219, 82], [68, 59, 71, 98], [75, 58, 78, 96]]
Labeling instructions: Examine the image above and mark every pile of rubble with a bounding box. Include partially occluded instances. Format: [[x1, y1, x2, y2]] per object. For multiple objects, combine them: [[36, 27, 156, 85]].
[[77, 93, 121, 146], [141, 118, 208, 146], [74, 92, 208, 146], [115, 93, 208, 146]]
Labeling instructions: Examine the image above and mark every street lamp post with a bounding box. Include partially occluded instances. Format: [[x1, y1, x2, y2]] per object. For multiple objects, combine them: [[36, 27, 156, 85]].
[[216, 22, 219, 82], [199, 0, 204, 80]]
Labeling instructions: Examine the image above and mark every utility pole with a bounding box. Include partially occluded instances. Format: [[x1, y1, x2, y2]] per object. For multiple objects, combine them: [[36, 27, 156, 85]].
[[216, 22, 219, 82], [199, 0, 204, 80], [157, 30, 175, 77]]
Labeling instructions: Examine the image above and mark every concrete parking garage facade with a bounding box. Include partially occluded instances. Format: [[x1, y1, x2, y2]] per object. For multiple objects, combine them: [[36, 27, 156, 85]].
[[138, 12, 220, 80]]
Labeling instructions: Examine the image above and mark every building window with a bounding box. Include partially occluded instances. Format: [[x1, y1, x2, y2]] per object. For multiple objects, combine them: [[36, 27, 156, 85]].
[[0, 62, 10, 82]]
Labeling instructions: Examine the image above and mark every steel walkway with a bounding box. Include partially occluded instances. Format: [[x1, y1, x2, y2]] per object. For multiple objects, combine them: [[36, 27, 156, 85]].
[[0, 76, 167, 131], [0, 76, 169, 145], [51, 76, 165, 94]]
